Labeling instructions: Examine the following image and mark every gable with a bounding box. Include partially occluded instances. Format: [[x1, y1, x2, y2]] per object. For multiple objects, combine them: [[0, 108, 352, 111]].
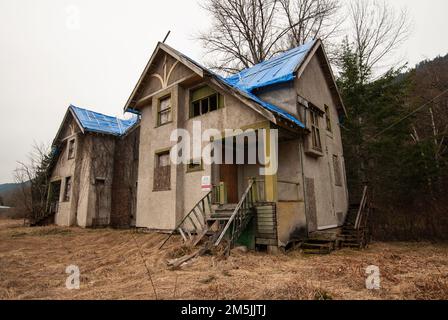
[[296, 52, 340, 115], [52, 111, 83, 147], [135, 51, 197, 102], [295, 45, 346, 116]]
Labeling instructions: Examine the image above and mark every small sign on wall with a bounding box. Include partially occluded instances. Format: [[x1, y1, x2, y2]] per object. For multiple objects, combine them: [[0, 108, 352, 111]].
[[201, 176, 212, 192]]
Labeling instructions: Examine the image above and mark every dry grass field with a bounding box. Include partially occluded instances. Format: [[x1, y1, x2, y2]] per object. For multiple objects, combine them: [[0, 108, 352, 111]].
[[0, 218, 447, 300]]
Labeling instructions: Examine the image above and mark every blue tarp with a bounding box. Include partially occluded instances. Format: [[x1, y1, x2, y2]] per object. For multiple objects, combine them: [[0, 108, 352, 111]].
[[171, 41, 311, 127], [70, 105, 138, 136], [218, 41, 316, 128], [225, 40, 315, 92]]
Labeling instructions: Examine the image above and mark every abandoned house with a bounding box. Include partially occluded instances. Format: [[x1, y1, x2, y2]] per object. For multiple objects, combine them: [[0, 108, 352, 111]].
[[45, 105, 140, 228], [124, 39, 352, 251], [42, 39, 364, 252]]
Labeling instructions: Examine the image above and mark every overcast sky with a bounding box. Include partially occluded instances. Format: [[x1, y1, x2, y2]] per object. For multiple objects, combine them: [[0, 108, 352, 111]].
[[0, 0, 447, 184]]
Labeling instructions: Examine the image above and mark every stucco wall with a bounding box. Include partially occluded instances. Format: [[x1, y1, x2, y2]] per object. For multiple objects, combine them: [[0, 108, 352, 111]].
[[295, 53, 349, 229], [51, 116, 81, 227], [135, 75, 266, 230]]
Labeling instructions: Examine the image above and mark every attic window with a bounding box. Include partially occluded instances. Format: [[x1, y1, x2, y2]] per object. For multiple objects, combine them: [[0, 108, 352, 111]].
[[190, 86, 223, 118], [67, 139, 76, 160]]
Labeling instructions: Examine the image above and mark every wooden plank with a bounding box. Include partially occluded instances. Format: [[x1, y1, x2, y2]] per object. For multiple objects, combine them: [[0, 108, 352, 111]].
[[178, 228, 188, 242]]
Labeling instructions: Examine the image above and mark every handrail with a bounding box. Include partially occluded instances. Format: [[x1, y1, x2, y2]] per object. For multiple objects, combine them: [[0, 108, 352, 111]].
[[354, 186, 368, 230], [159, 190, 212, 250], [214, 179, 256, 246]]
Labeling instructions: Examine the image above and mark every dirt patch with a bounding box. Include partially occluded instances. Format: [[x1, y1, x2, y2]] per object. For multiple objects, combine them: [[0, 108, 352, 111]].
[[0, 219, 447, 300]]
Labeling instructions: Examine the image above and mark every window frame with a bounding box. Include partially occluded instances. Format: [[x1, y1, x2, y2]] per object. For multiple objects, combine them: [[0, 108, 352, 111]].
[[186, 158, 204, 173], [67, 139, 76, 160], [153, 150, 171, 191], [63, 176, 72, 202], [157, 95, 172, 127], [310, 109, 322, 152], [324, 105, 332, 133], [189, 86, 223, 118], [333, 155, 343, 187]]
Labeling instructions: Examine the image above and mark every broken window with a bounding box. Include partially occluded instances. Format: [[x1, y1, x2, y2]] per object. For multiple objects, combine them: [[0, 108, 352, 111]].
[[157, 96, 172, 126], [310, 109, 322, 152], [325, 105, 332, 133], [333, 155, 342, 186], [190, 86, 223, 118], [63, 177, 72, 202], [68, 139, 76, 160], [154, 151, 171, 191]]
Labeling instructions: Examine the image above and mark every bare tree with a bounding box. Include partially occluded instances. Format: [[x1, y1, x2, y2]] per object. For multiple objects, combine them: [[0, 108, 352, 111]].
[[279, 0, 342, 48], [199, 0, 342, 73], [14, 142, 52, 222], [348, 0, 411, 82]]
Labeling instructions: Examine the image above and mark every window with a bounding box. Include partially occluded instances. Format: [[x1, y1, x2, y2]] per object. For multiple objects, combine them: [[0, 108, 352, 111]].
[[324, 105, 332, 133], [190, 86, 223, 118], [157, 96, 172, 126], [310, 109, 322, 151], [187, 158, 203, 173], [68, 139, 76, 160], [154, 151, 171, 191], [63, 177, 72, 202], [333, 155, 342, 186]]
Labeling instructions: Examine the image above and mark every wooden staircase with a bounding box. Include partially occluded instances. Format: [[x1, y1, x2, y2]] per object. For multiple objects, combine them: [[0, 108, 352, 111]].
[[160, 180, 261, 262], [300, 186, 371, 254], [339, 186, 371, 249]]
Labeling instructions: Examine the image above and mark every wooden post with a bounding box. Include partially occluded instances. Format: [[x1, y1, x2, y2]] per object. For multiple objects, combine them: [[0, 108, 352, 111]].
[[219, 181, 227, 205], [263, 126, 278, 203]]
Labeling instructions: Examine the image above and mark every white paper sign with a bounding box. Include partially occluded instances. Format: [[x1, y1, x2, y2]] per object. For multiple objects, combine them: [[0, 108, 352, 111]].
[[201, 176, 212, 192]]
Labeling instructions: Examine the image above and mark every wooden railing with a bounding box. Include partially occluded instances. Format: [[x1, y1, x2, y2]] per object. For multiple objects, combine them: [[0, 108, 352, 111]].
[[159, 185, 229, 249], [214, 179, 257, 249], [354, 186, 369, 230]]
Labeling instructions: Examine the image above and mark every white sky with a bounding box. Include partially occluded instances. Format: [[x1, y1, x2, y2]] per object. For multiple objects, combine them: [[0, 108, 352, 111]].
[[0, 0, 447, 184]]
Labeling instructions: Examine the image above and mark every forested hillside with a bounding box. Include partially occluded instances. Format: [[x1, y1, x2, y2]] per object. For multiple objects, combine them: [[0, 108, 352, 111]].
[[339, 51, 448, 240]]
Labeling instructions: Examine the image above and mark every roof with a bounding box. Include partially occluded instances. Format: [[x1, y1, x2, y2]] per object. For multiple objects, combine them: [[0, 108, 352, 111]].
[[226, 40, 316, 92], [125, 39, 345, 129], [70, 105, 139, 137]]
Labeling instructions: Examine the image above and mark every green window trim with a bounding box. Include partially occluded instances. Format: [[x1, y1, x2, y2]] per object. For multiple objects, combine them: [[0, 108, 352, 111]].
[[190, 86, 224, 118]]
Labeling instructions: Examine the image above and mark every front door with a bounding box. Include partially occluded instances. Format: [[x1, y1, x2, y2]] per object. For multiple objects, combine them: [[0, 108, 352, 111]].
[[220, 164, 239, 203]]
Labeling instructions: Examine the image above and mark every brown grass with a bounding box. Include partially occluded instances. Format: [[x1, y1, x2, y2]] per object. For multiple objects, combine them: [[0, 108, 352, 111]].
[[0, 219, 447, 300]]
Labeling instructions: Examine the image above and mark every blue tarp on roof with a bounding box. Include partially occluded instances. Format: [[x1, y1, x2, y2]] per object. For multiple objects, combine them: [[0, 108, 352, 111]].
[[225, 40, 316, 92], [215, 41, 316, 128], [70, 105, 138, 136]]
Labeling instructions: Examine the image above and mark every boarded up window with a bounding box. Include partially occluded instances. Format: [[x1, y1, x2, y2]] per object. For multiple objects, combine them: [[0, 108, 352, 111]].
[[305, 178, 317, 232], [154, 151, 171, 191], [333, 155, 342, 186]]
